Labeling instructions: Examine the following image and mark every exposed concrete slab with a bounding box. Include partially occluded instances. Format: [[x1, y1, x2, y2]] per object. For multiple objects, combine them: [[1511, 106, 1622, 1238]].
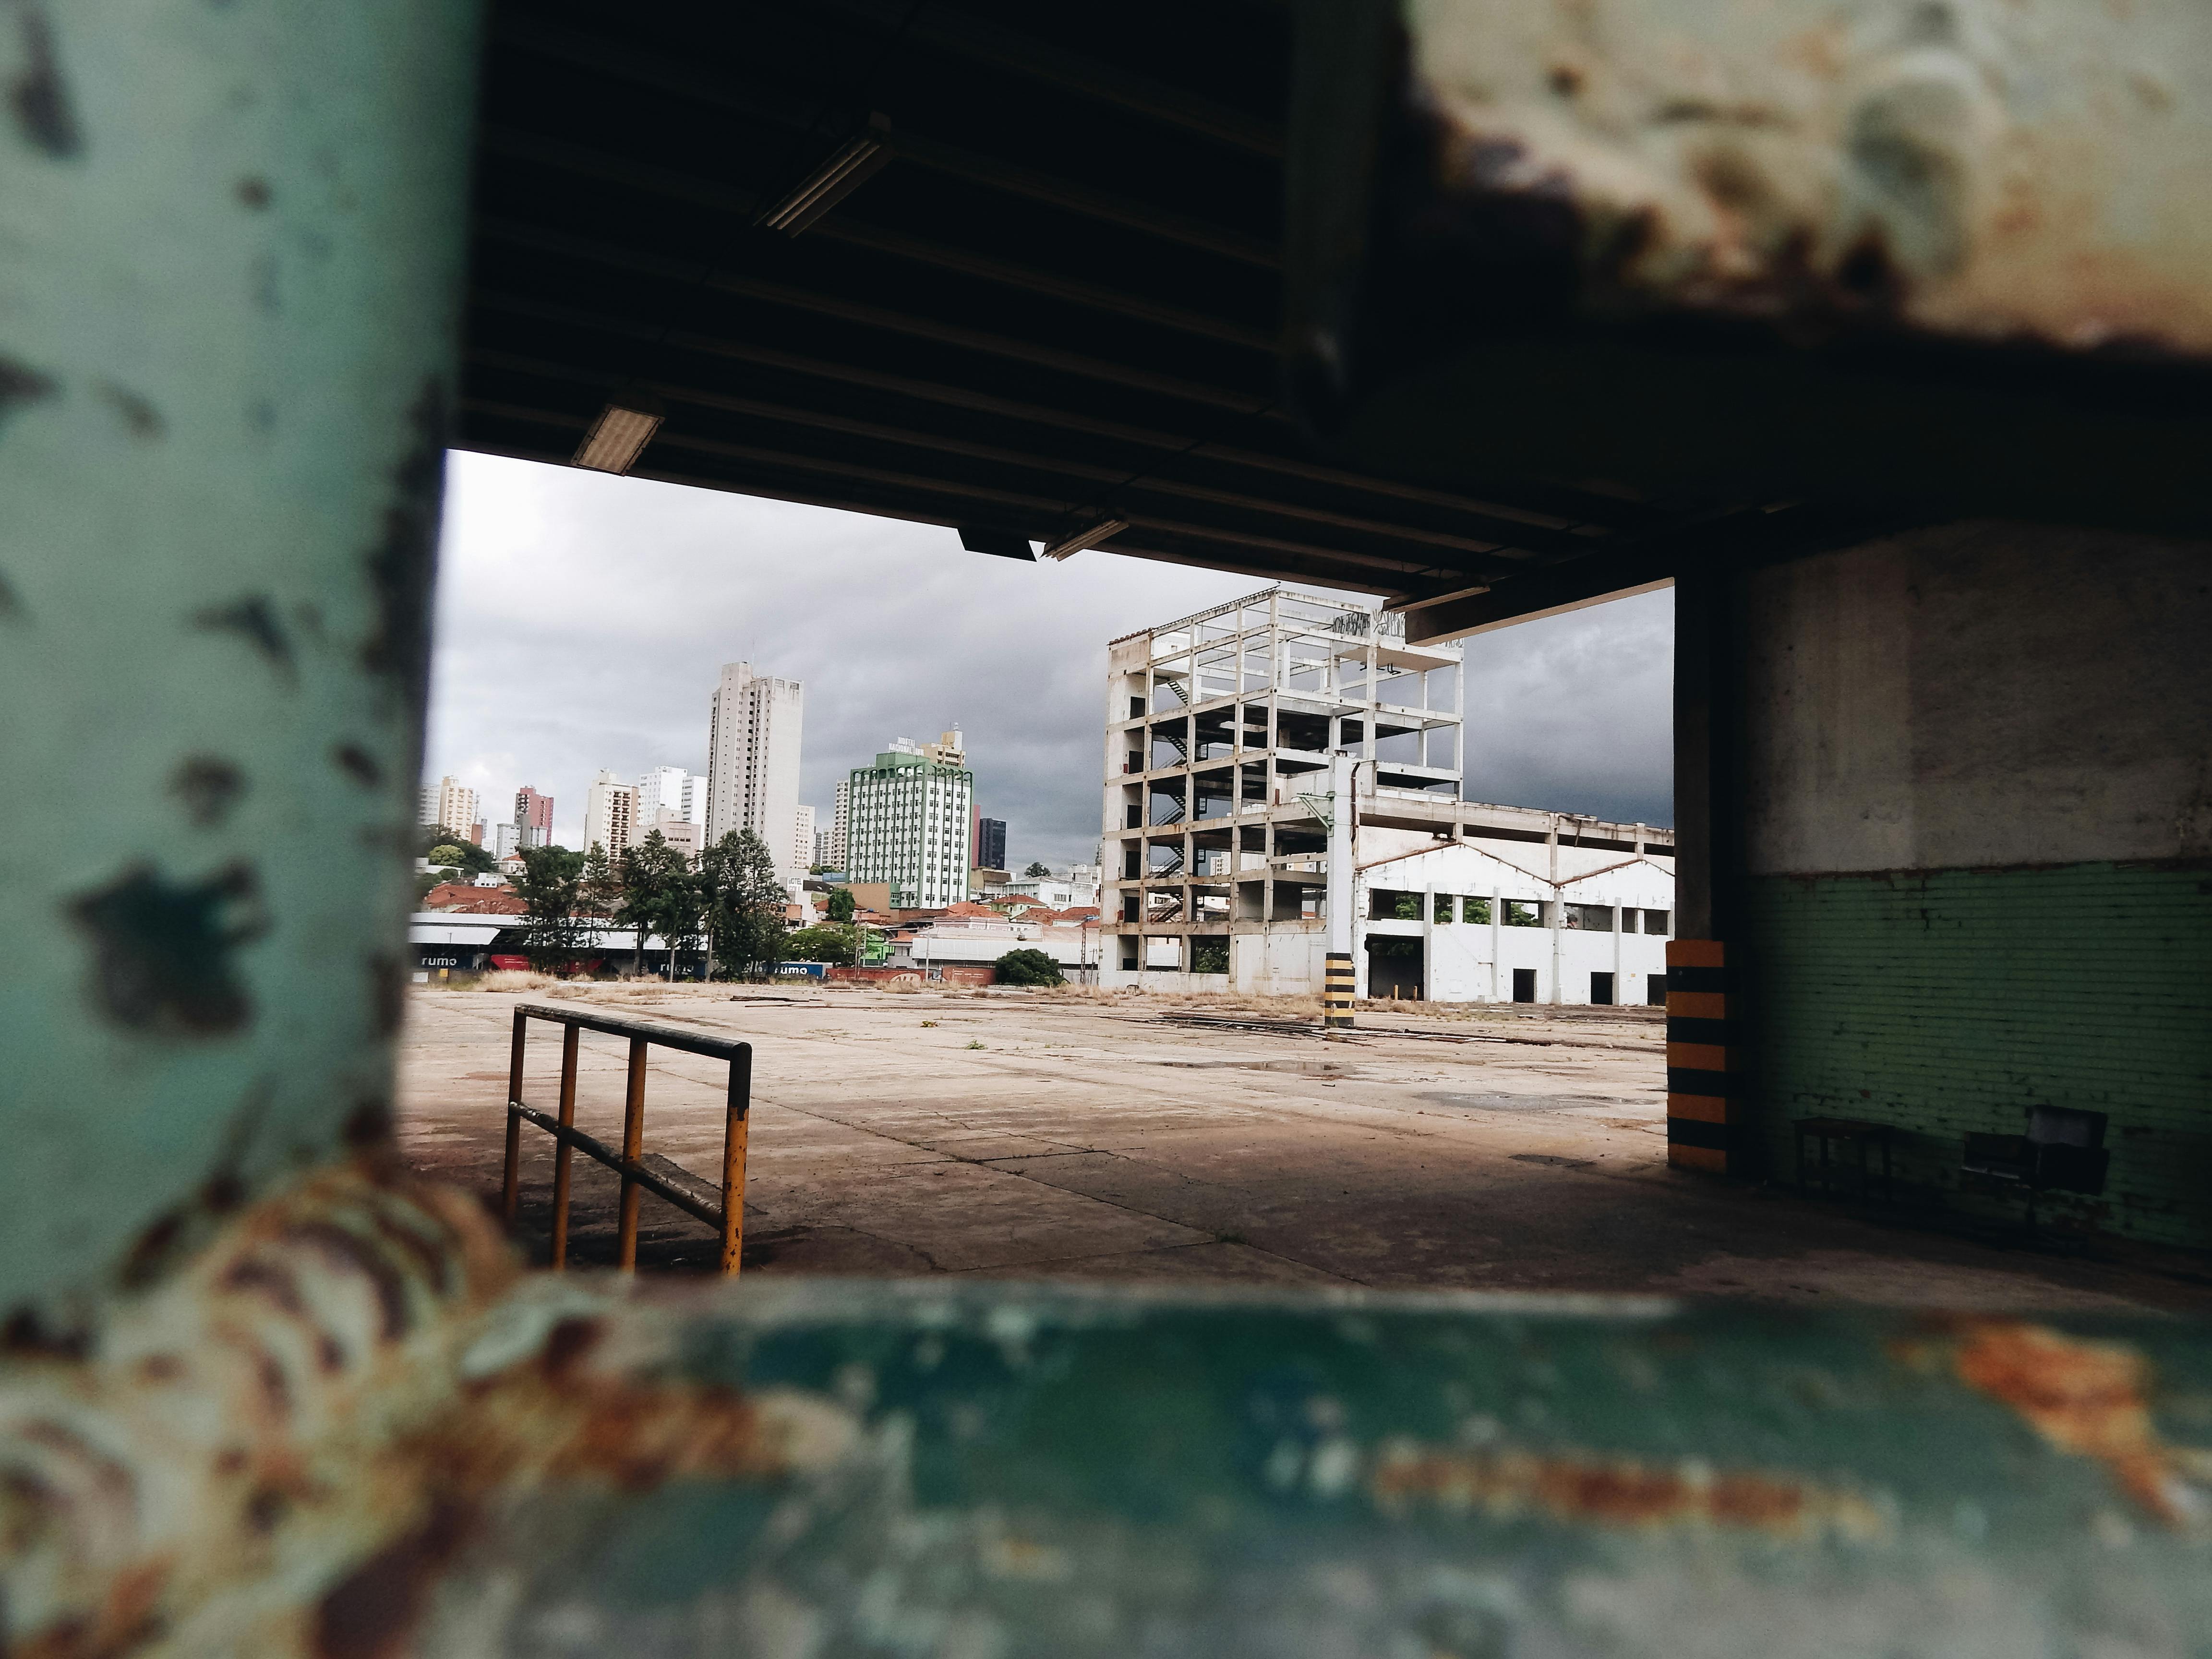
[[398, 985, 2212, 1314]]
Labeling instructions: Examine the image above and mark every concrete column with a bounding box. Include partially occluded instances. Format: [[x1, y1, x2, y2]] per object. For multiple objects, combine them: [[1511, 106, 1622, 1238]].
[[1324, 751, 1355, 1028], [1545, 822, 1563, 1003], [0, 0, 482, 1314], [1550, 898, 1564, 1004], [1490, 889, 1502, 1001], [1422, 881, 1435, 1002], [1673, 564, 1746, 942]]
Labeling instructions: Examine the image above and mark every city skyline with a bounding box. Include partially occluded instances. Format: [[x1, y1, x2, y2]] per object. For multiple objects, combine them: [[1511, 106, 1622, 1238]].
[[422, 454, 1674, 871]]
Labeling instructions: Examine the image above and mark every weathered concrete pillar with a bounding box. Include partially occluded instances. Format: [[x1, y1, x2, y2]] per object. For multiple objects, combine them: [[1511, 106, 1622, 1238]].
[[0, 1, 481, 1321], [1668, 564, 1743, 1173]]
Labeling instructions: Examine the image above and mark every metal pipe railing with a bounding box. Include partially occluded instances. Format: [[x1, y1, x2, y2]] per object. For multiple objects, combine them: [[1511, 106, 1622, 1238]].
[[499, 1004, 753, 1274]]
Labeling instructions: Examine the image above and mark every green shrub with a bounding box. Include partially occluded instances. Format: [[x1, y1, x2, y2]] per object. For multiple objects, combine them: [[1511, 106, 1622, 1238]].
[[995, 948, 1064, 986]]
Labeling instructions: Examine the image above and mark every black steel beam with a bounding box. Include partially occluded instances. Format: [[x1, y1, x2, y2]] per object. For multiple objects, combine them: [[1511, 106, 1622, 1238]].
[[476, 217, 1277, 413], [465, 292, 1600, 552], [813, 0, 1285, 157], [467, 346, 1516, 565], [489, 15, 1276, 267], [478, 124, 1275, 350]]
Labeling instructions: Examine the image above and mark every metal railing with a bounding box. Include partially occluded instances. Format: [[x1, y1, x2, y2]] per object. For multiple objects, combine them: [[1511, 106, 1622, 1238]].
[[499, 1004, 753, 1274]]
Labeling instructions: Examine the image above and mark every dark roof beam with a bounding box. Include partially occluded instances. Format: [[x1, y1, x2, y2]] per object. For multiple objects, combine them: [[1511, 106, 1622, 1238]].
[[459, 395, 1441, 583], [814, 0, 1284, 157], [467, 346, 1522, 565], [887, 131, 1277, 268], [467, 290, 1598, 546], [477, 125, 1274, 350], [490, 15, 1276, 267], [478, 217, 1276, 414]]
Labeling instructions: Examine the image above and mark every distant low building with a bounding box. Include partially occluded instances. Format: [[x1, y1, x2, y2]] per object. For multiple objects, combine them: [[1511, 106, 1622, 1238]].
[[421, 881, 527, 914]]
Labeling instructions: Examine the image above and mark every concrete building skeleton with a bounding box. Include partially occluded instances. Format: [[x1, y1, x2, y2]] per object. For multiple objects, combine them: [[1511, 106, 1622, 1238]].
[[1099, 588, 1674, 1001]]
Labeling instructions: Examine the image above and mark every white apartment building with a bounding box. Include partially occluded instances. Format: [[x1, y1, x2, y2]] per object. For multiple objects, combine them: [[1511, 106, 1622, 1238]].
[[637, 765, 701, 832], [705, 661, 805, 879], [844, 731, 973, 908], [422, 776, 479, 839], [583, 769, 637, 859], [829, 779, 850, 868], [491, 823, 521, 860], [1099, 588, 1673, 1003], [794, 804, 815, 872], [814, 827, 833, 869]]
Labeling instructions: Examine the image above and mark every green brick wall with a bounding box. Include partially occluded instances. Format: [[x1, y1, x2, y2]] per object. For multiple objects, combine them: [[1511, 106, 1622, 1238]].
[[1742, 861, 2212, 1249]]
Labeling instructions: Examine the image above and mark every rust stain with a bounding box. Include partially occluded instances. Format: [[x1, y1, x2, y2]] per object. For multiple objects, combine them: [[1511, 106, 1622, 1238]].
[[1370, 1443, 1885, 1540], [1, 1165, 854, 1659], [1950, 1320, 2212, 1528]]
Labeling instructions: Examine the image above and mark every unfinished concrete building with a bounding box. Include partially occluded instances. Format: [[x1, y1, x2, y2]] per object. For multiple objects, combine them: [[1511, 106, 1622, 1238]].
[[1100, 588, 1673, 1000]]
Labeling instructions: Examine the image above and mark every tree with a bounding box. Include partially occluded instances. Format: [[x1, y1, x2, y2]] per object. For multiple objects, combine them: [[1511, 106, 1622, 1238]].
[[578, 843, 622, 920], [617, 830, 693, 977], [1022, 861, 1051, 878], [825, 886, 856, 923], [418, 825, 497, 875], [697, 829, 786, 979], [995, 947, 1063, 986], [781, 923, 857, 966], [514, 845, 586, 972]]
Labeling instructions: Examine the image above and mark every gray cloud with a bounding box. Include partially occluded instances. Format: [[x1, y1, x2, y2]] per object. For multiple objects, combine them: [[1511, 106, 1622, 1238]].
[[425, 454, 1672, 869]]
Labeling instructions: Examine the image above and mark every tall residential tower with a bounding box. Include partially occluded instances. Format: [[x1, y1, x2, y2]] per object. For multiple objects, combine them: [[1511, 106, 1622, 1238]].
[[705, 662, 805, 880], [844, 731, 972, 908]]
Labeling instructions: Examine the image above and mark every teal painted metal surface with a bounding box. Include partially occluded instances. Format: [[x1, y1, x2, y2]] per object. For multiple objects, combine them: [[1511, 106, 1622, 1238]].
[[0, 0, 482, 1321], [10, 1168, 2212, 1655], [421, 1282, 2212, 1656]]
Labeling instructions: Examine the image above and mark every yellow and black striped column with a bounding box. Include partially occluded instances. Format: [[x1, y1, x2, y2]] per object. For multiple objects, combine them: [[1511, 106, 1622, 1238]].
[[1665, 940, 1732, 1172], [1323, 951, 1355, 1029]]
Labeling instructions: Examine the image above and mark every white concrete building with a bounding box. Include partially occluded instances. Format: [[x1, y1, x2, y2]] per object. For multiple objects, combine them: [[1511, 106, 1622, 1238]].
[[423, 776, 479, 839], [829, 779, 850, 868], [1099, 588, 1673, 1002], [637, 765, 701, 833], [844, 732, 973, 908], [583, 769, 637, 858], [794, 803, 816, 872], [891, 916, 1101, 978], [491, 822, 521, 860], [705, 661, 805, 879]]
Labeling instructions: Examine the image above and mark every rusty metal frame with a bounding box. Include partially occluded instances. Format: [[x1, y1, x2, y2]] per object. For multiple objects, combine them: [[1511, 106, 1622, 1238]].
[[498, 1003, 752, 1274]]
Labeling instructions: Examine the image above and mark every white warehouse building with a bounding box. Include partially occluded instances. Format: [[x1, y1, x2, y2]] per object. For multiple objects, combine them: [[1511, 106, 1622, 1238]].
[[1100, 587, 1673, 1003]]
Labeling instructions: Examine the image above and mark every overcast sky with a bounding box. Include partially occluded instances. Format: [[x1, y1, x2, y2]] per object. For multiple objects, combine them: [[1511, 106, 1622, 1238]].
[[424, 452, 1673, 869]]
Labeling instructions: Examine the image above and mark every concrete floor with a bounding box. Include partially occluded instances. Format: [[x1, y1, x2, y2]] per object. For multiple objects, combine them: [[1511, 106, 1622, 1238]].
[[398, 984, 2212, 1314]]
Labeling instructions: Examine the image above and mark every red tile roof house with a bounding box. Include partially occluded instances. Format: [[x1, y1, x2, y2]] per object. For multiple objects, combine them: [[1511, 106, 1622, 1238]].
[[421, 882, 527, 914]]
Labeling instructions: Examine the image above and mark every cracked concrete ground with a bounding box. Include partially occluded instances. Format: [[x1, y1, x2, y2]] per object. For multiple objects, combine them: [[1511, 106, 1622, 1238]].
[[397, 984, 2212, 1313]]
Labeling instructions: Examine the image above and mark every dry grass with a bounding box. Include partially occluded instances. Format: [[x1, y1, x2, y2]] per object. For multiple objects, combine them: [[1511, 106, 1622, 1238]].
[[467, 970, 556, 993], [1034, 984, 1326, 1019]]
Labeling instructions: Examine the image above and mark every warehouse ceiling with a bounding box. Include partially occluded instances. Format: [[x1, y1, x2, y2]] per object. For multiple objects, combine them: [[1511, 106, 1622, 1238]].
[[457, 0, 2212, 634], [457, 0, 1719, 613]]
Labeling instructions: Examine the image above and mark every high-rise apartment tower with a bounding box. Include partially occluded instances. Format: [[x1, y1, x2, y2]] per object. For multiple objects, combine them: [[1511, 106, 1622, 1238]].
[[514, 786, 554, 850], [844, 731, 972, 908], [705, 662, 805, 880], [583, 769, 637, 859]]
